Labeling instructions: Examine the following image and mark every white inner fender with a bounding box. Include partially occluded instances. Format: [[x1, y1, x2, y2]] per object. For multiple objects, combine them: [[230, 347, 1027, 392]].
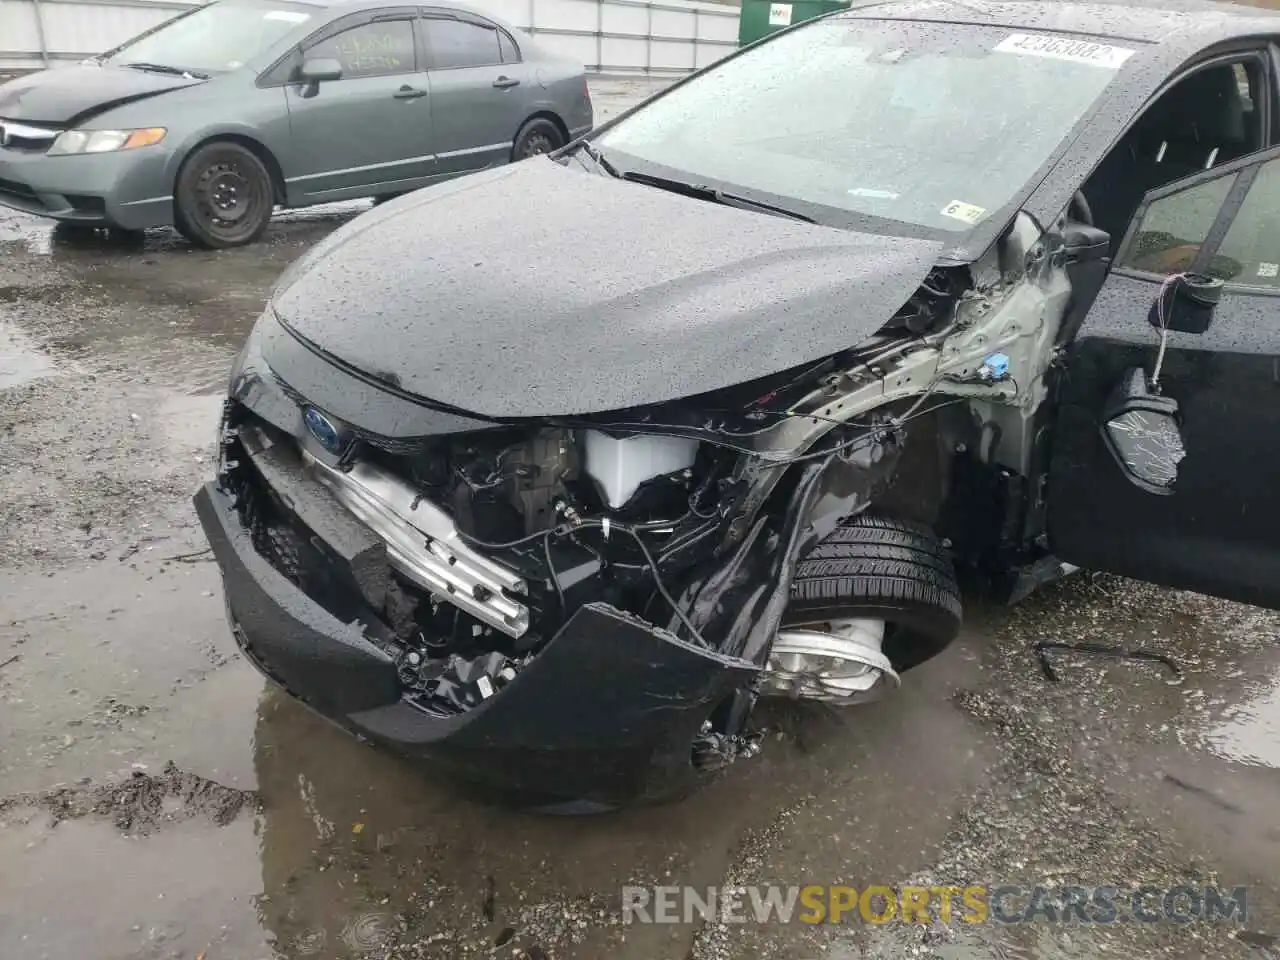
[[582, 431, 700, 508]]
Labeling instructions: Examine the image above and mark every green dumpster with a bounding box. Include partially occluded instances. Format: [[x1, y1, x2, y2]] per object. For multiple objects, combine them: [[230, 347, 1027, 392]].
[[738, 0, 851, 46]]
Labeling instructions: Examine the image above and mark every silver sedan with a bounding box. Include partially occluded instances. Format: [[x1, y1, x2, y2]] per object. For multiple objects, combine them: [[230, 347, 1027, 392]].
[[0, 0, 592, 247]]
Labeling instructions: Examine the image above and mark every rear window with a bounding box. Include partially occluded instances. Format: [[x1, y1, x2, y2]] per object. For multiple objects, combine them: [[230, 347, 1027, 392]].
[[427, 19, 503, 69], [598, 20, 1138, 234]]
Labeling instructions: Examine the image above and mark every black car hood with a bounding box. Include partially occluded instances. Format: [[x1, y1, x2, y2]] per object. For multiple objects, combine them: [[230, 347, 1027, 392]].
[[0, 64, 203, 125], [270, 160, 945, 419]]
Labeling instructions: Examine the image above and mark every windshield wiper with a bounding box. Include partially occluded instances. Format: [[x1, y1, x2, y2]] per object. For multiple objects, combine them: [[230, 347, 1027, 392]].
[[620, 171, 817, 224], [119, 61, 209, 80], [574, 140, 621, 178]]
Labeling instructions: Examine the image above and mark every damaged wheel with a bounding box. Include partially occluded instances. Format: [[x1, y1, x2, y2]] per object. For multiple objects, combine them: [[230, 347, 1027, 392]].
[[764, 516, 961, 703]]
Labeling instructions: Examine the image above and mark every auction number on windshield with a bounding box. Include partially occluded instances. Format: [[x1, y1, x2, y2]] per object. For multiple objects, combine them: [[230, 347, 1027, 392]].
[[994, 33, 1135, 69]]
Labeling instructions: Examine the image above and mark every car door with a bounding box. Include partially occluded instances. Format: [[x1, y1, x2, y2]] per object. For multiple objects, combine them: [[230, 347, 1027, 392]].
[[1048, 145, 1280, 609], [280, 9, 436, 201], [420, 10, 532, 175]]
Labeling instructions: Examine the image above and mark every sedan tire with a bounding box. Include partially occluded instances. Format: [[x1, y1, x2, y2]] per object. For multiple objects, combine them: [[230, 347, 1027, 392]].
[[175, 141, 275, 249], [786, 515, 962, 672], [512, 118, 565, 161]]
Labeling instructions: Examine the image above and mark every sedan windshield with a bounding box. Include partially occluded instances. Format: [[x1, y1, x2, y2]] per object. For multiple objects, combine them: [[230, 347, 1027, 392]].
[[597, 20, 1139, 234], [103, 0, 313, 75]]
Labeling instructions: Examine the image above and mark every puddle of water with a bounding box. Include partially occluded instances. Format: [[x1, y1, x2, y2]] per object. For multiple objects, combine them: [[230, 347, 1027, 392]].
[[832, 917, 1232, 960], [0, 210, 53, 256], [1207, 670, 1280, 769], [0, 809, 271, 960], [0, 323, 61, 390]]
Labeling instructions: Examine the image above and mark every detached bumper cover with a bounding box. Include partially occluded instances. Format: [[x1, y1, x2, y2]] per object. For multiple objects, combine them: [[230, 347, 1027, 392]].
[[195, 482, 756, 806]]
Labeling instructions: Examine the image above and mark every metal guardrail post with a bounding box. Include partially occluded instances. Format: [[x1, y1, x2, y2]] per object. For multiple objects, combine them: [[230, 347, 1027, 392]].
[[691, 7, 699, 70], [645, 1, 652, 74], [595, 0, 604, 73], [32, 0, 53, 66]]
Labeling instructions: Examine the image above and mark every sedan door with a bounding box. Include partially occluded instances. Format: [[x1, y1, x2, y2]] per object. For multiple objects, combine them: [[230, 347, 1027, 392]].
[[1048, 145, 1280, 609], [280, 9, 436, 202], [420, 12, 532, 175]]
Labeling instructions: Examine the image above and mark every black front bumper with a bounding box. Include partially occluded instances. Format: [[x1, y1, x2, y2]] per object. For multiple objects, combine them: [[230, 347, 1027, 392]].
[[195, 482, 756, 809]]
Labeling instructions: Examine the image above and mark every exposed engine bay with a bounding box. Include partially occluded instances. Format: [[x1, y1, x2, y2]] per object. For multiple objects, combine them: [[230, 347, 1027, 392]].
[[215, 209, 1074, 781]]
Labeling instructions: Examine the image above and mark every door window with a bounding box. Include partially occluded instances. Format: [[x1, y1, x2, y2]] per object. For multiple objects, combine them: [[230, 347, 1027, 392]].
[[1118, 175, 1234, 275], [1210, 158, 1280, 289], [308, 19, 416, 78], [1080, 56, 1267, 251], [427, 18, 502, 69], [1116, 149, 1280, 290], [498, 29, 520, 64]]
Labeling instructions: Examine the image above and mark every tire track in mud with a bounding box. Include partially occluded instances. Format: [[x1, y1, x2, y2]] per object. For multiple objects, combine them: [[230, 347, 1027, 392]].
[[0, 760, 259, 834]]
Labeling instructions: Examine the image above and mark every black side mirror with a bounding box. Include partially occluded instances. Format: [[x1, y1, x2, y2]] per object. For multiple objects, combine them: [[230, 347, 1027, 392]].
[[1147, 272, 1223, 335], [297, 58, 342, 97], [1062, 222, 1110, 264], [1100, 367, 1185, 495]]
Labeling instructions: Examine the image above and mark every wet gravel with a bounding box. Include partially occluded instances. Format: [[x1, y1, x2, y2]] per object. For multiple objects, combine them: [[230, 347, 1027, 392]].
[[2, 76, 1279, 960]]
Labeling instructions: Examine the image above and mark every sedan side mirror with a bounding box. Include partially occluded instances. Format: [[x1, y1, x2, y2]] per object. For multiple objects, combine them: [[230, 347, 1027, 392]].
[[1100, 367, 1185, 496], [1062, 222, 1110, 264], [297, 58, 343, 97]]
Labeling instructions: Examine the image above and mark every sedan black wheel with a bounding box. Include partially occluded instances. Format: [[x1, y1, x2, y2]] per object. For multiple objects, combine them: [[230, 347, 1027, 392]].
[[512, 118, 565, 161], [175, 142, 275, 249]]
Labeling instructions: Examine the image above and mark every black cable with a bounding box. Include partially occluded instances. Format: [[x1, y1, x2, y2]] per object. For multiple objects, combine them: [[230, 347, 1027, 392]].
[[523, 517, 711, 649], [456, 525, 567, 550], [459, 515, 709, 648], [745, 396, 962, 467], [541, 529, 565, 614], [458, 396, 964, 551], [612, 522, 710, 650], [582, 376, 951, 457]]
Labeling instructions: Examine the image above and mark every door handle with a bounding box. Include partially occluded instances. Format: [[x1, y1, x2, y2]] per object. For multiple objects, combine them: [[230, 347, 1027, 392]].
[[492, 76, 520, 89], [394, 85, 428, 100]]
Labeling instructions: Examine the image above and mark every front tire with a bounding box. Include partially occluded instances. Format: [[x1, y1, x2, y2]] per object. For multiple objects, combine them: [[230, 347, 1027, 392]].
[[174, 141, 275, 249], [511, 117, 565, 161], [766, 516, 961, 701]]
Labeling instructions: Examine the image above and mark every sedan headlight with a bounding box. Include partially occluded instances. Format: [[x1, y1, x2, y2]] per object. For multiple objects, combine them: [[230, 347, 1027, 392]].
[[47, 127, 166, 156]]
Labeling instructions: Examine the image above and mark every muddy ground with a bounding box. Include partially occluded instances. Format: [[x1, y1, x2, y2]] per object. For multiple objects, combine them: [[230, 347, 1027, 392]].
[[2, 77, 1279, 960]]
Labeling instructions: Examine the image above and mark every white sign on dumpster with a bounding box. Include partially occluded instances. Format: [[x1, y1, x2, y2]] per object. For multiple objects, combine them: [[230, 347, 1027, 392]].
[[768, 3, 793, 25]]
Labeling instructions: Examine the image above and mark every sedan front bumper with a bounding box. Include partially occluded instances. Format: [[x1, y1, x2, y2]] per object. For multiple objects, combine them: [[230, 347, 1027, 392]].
[[195, 481, 757, 809], [0, 144, 175, 229]]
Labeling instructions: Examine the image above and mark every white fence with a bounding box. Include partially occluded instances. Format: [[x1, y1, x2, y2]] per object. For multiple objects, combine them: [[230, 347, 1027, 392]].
[[0, 0, 740, 75]]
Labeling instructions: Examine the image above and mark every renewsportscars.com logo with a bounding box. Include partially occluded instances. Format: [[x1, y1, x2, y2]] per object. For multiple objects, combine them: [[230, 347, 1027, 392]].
[[621, 884, 1249, 926]]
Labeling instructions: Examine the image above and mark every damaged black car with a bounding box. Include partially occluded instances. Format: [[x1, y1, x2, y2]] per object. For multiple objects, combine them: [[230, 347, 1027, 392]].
[[196, 0, 1280, 810]]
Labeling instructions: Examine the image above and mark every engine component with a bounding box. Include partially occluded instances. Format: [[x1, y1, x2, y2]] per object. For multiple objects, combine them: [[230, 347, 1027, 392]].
[[506, 429, 578, 534], [411, 650, 521, 710], [582, 431, 700, 508], [761, 619, 899, 702], [303, 451, 530, 637]]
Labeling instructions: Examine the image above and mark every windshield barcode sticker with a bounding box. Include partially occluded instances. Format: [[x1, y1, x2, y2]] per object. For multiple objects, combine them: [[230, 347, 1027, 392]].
[[994, 33, 1135, 69], [264, 10, 311, 22]]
